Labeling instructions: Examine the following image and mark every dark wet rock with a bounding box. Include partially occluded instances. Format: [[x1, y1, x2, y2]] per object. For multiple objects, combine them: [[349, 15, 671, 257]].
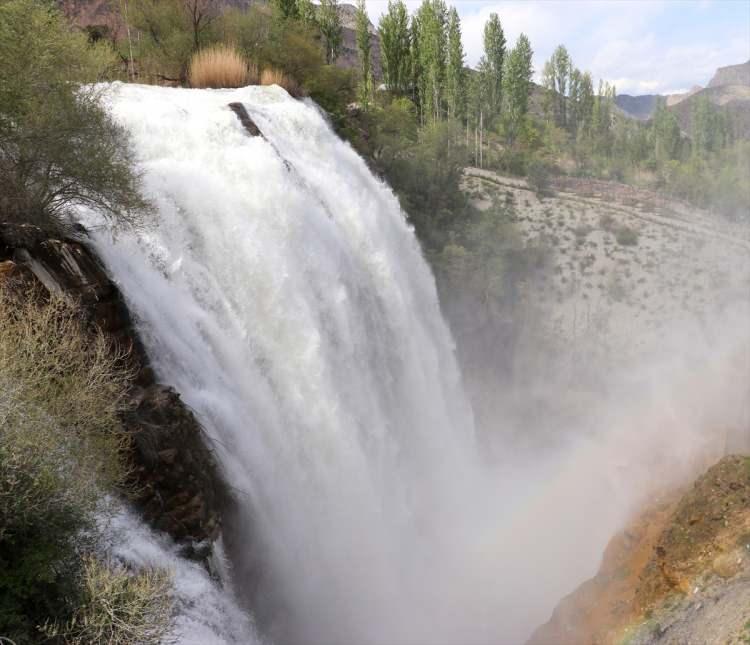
[[0, 222, 229, 554], [229, 102, 263, 137], [124, 384, 225, 542]]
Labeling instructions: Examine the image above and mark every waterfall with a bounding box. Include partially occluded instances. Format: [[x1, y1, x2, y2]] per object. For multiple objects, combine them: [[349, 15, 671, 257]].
[[84, 83, 750, 645], [89, 83, 509, 645]]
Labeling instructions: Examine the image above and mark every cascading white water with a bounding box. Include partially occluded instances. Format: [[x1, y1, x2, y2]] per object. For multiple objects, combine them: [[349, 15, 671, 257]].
[[90, 82, 510, 645], [86, 83, 749, 645]]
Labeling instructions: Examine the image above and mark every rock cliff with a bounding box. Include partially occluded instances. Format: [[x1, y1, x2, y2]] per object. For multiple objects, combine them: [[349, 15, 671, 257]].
[[0, 223, 228, 554], [529, 455, 750, 645]]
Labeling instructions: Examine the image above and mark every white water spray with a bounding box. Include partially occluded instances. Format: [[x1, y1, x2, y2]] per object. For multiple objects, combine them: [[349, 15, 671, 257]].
[[90, 83, 510, 645]]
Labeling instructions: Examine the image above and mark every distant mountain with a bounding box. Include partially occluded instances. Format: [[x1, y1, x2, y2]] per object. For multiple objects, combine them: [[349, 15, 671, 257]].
[[671, 83, 750, 139], [614, 61, 750, 139], [708, 60, 750, 88], [613, 94, 659, 120]]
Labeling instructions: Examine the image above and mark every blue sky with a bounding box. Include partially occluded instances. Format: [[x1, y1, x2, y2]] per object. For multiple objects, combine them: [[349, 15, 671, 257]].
[[365, 0, 750, 95]]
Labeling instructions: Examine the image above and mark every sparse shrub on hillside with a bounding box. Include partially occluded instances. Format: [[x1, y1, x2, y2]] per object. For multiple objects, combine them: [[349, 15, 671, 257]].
[[42, 558, 173, 645], [527, 159, 553, 197], [189, 44, 255, 88], [615, 225, 639, 246], [599, 213, 615, 231], [0, 0, 146, 237], [0, 286, 132, 640]]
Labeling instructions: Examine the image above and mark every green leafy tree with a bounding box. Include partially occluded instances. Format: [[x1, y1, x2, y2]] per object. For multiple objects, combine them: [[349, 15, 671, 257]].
[[297, 0, 317, 26], [0, 0, 145, 236], [378, 0, 411, 93], [412, 0, 447, 123], [355, 0, 373, 107], [691, 94, 729, 157], [480, 13, 505, 125], [652, 98, 681, 161], [543, 45, 571, 128], [445, 7, 465, 121], [273, 0, 299, 20], [502, 33, 533, 142], [319, 0, 343, 64]]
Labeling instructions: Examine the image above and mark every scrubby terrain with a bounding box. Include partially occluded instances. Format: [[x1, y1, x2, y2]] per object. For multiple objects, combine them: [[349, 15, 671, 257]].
[[462, 168, 750, 356], [530, 456, 750, 645]]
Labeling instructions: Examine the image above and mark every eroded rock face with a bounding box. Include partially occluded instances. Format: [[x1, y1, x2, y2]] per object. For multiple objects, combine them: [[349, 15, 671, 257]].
[[0, 223, 228, 552], [124, 384, 225, 542]]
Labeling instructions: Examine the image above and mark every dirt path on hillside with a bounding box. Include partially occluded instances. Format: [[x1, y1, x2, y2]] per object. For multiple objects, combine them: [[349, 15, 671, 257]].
[[464, 167, 750, 252]]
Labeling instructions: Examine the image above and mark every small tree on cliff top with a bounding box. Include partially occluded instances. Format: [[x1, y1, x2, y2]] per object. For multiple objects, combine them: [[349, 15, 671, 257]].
[[0, 0, 147, 237]]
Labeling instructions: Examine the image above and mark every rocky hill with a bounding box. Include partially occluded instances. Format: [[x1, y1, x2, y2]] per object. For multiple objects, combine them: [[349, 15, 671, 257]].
[[528, 455, 750, 645], [709, 60, 750, 88], [614, 94, 659, 120], [671, 83, 750, 139], [615, 61, 750, 131]]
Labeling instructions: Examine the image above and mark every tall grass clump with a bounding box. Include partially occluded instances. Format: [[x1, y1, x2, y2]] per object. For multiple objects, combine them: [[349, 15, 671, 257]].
[[260, 66, 300, 96], [0, 285, 141, 640], [42, 557, 173, 645], [189, 44, 255, 88]]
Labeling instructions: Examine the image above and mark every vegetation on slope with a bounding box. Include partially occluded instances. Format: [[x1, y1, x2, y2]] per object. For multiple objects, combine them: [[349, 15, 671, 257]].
[[0, 0, 146, 238], [0, 285, 173, 643], [530, 456, 750, 645]]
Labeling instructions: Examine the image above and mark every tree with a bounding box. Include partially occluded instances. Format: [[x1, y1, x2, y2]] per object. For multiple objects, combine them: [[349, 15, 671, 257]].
[[272, 0, 299, 20], [691, 94, 729, 157], [480, 13, 505, 125], [297, 0, 317, 27], [652, 98, 681, 161], [355, 0, 373, 106], [444, 7, 465, 121], [183, 0, 219, 49], [543, 45, 571, 128], [0, 0, 146, 236], [502, 33, 533, 142], [318, 0, 343, 64], [412, 0, 447, 123], [378, 0, 411, 94]]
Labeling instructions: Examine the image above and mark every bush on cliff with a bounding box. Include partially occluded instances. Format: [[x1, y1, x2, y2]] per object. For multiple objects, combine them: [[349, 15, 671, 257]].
[[0, 0, 146, 238], [0, 285, 143, 640], [42, 557, 173, 645]]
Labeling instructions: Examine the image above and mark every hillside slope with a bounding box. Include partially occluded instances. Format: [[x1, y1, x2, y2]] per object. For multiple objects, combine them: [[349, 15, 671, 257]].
[[528, 455, 750, 645]]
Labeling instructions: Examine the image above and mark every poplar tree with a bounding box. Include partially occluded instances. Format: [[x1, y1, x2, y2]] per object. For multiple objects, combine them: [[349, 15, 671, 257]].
[[445, 6, 464, 121], [652, 97, 680, 161], [378, 0, 411, 93], [272, 0, 299, 20], [319, 0, 342, 64], [413, 0, 447, 123], [480, 13, 505, 125], [502, 32, 533, 141], [298, 0, 317, 27], [543, 45, 571, 127], [355, 0, 373, 106]]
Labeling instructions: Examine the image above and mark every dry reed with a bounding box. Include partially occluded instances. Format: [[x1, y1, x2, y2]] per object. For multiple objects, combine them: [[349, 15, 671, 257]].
[[188, 45, 256, 89], [260, 67, 300, 96]]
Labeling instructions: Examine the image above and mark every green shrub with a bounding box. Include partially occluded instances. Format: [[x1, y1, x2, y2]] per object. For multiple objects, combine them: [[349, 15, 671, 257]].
[[615, 225, 639, 246], [42, 557, 173, 645], [527, 159, 552, 197], [0, 0, 146, 237], [0, 287, 132, 640]]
